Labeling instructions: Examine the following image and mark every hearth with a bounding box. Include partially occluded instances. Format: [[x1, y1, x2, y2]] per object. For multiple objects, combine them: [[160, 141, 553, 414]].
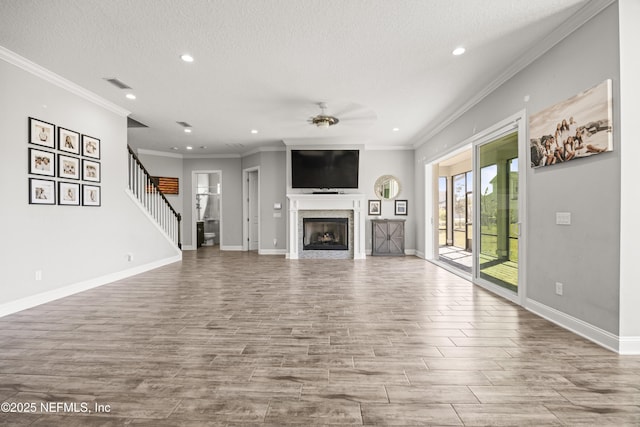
[[303, 218, 348, 250]]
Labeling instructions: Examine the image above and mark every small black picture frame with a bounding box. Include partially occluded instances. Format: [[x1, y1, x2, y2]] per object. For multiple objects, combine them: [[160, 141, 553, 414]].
[[368, 199, 381, 216], [58, 127, 80, 155], [82, 159, 101, 182], [395, 199, 408, 216], [28, 148, 56, 177], [82, 184, 101, 206], [58, 181, 81, 206], [58, 154, 80, 180], [28, 117, 55, 148], [29, 178, 56, 205], [82, 134, 101, 159]]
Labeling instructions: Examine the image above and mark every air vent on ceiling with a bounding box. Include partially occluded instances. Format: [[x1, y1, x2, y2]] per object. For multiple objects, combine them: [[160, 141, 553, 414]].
[[104, 78, 132, 90], [127, 116, 148, 128], [176, 121, 192, 128]]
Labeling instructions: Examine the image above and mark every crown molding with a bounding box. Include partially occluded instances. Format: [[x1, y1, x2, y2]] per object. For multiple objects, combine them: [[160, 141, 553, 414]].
[[183, 153, 241, 159], [365, 145, 414, 151], [136, 148, 184, 159], [282, 137, 370, 146], [411, 0, 616, 149], [241, 146, 286, 157], [137, 146, 287, 159], [0, 46, 130, 117]]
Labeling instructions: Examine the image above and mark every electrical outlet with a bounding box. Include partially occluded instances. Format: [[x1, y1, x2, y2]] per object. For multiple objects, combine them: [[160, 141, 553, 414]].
[[555, 282, 563, 296], [273, 238, 278, 247], [127, 253, 134, 262], [35, 270, 42, 281]]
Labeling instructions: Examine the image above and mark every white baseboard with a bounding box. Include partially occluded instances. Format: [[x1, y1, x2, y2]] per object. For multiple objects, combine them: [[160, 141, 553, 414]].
[[619, 336, 640, 355], [415, 251, 425, 259], [258, 249, 287, 255], [221, 245, 243, 251], [182, 245, 196, 251], [0, 254, 181, 318], [525, 298, 623, 354]]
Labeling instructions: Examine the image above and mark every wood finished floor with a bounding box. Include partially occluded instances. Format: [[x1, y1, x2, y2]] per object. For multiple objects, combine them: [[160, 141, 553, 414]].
[[1, 247, 639, 426]]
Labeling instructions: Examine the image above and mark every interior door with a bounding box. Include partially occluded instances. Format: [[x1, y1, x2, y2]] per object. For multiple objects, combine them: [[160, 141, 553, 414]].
[[248, 170, 259, 250]]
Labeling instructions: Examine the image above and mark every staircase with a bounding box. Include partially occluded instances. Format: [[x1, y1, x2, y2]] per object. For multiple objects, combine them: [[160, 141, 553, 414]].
[[127, 146, 182, 248]]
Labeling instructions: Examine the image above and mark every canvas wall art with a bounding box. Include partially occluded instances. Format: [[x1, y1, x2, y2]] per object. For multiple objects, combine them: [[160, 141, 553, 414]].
[[529, 79, 612, 168]]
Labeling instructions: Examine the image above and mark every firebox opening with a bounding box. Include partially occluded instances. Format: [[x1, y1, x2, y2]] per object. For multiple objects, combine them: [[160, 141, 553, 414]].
[[303, 218, 348, 251]]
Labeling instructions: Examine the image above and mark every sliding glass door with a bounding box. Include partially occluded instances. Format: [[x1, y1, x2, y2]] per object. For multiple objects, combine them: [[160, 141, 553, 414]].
[[453, 171, 472, 251], [438, 177, 447, 246], [475, 131, 520, 293]]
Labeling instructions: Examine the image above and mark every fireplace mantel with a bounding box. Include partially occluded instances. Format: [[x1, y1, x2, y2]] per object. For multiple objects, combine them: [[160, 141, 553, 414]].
[[287, 193, 366, 259]]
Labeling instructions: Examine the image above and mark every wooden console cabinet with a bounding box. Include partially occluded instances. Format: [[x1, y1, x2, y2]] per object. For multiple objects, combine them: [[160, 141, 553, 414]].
[[371, 219, 405, 256]]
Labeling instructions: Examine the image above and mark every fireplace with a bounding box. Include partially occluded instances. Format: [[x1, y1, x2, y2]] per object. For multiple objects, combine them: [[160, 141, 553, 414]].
[[286, 193, 366, 259], [303, 218, 348, 250]]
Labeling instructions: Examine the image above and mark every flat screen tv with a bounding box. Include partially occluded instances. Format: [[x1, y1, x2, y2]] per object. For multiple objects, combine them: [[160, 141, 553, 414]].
[[291, 150, 359, 189]]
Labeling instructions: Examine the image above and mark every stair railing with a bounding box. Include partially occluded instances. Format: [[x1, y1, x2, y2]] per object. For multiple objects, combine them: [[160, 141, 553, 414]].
[[127, 146, 182, 248]]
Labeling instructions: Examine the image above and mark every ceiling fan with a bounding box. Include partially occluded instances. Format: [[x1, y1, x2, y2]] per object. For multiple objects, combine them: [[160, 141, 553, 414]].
[[308, 102, 339, 128]]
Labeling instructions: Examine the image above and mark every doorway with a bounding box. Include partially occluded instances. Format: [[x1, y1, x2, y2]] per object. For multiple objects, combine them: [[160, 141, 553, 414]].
[[192, 171, 222, 250], [434, 148, 473, 274], [242, 167, 260, 251]]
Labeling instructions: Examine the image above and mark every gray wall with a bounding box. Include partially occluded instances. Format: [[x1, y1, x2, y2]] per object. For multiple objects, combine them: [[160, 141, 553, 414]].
[[251, 151, 287, 252], [414, 4, 621, 334], [182, 157, 243, 248], [0, 58, 179, 306], [361, 149, 415, 252]]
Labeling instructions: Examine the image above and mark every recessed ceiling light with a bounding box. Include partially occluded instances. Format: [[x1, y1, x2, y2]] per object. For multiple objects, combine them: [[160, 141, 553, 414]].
[[392, 127, 400, 132], [251, 129, 258, 134], [125, 93, 136, 100], [186, 146, 193, 150], [171, 147, 179, 150], [184, 128, 192, 133], [200, 146, 207, 149], [180, 54, 194, 63], [452, 47, 466, 56]]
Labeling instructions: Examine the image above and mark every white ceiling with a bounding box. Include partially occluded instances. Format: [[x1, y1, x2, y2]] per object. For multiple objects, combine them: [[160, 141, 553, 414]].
[[0, 0, 590, 155]]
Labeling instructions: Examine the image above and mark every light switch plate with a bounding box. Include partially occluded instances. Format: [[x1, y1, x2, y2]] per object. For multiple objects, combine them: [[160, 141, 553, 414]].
[[556, 212, 571, 225]]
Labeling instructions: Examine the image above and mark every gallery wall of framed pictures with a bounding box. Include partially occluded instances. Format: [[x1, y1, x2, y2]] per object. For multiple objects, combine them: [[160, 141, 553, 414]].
[[27, 117, 101, 206]]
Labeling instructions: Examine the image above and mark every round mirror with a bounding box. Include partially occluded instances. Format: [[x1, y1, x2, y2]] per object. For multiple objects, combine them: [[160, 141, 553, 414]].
[[374, 175, 401, 200]]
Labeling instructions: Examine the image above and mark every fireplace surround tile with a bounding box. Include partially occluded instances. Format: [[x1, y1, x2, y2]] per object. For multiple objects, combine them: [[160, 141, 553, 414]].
[[287, 194, 366, 260]]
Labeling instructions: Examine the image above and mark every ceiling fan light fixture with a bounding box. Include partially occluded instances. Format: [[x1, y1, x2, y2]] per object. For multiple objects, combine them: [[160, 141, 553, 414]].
[[311, 115, 339, 128], [309, 102, 340, 128]]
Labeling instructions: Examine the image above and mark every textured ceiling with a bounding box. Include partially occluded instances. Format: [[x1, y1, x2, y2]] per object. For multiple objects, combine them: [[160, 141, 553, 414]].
[[0, 0, 590, 155]]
